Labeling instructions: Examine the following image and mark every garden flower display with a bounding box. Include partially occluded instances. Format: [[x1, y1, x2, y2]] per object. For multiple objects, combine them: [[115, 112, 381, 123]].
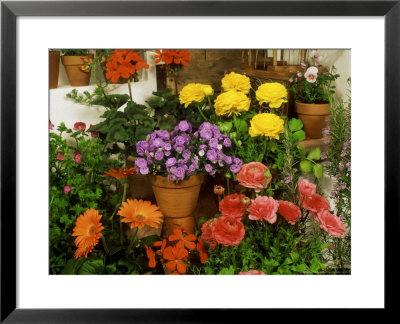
[[236, 162, 272, 193], [179, 83, 214, 108], [221, 72, 251, 94], [118, 199, 163, 230], [255, 82, 288, 108], [72, 209, 104, 259], [135, 121, 242, 182], [154, 49, 191, 68], [248, 113, 284, 139], [214, 90, 250, 116]]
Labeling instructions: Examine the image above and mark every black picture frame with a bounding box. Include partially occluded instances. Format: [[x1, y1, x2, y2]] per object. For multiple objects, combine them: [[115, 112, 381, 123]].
[[1, 0, 398, 321]]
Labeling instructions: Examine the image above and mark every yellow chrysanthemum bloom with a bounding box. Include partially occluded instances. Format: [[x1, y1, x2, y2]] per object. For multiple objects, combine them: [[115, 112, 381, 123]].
[[221, 72, 251, 94], [256, 82, 288, 108], [249, 113, 284, 139], [179, 83, 214, 108], [214, 90, 251, 116]]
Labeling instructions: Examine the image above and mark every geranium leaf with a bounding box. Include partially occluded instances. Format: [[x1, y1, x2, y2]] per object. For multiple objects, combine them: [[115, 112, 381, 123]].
[[300, 160, 313, 173], [307, 147, 321, 160], [289, 118, 303, 132], [313, 163, 323, 179]]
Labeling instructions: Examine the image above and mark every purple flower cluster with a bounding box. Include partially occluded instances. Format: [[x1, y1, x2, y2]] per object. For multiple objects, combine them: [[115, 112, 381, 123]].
[[135, 121, 242, 182]]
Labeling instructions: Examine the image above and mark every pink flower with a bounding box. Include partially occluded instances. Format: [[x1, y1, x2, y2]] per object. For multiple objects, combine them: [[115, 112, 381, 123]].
[[298, 179, 316, 197], [304, 66, 318, 83], [200, 218, 217, 249], [89, 124, 100, 138], [56, 153, 63, 161], [316, 210, 345, 238], [277, 200, 302, 225], [49, 120, 54, 130], [219, 193, 246, 219], [236, 162, 271, 193], [238, 270, 266, 275], [73, 122, 86, 131], [300, 193, 330, 214], [64, 185, 71, 194], [73, 152, 82, 163], [212, 216, 245, 246], [247, 196, 278, 224], [300, 61, 307, 69]]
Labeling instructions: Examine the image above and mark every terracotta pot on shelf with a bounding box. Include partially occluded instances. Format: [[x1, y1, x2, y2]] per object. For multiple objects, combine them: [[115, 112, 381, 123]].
[[49, 51, 60, 89], [61, 54, 94, 86], [295, 102, 330, 139], [150, 173, 205, 237]]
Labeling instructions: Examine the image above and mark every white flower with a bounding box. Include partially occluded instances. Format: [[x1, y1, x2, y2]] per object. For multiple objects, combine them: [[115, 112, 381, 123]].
[[304, 66, 318, 83], [217, 144, 223, 150], [199, 150, 205, 157]]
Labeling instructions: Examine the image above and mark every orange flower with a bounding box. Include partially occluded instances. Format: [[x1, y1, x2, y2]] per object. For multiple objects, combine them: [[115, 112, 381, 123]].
[[153, 238, 167, 254], [163, 242, 188, 274], [168, 227, 197, 250], [145, 245, 156, 268], [154, 49, 191, 67], [72, 209, 104, 259], [105, 49, 149, 83], [104, 168, 136, 180], [196, 238, 208, 264], [173, 50, 191, 66], [118, 199, 163, 229]]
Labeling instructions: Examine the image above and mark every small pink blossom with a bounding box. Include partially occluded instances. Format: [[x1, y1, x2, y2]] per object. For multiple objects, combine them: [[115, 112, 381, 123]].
[[73, 122, 86, 131], [49, 120, 54, 130], [297, 71, 302, 78], [298, 179, 316, 197], [238, 270, 266, 275], [247, 196, 278, 224], [316, 210, 345, 238], [56, 153, 63, 161], [73, 152, 82, 163], [64, 185, 71, 194], [300, 61, 307, 69], [304, 66, 318, 83], [89, 124, 100, 138]]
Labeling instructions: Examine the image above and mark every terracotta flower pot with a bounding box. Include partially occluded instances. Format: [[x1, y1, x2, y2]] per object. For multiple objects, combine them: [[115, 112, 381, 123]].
[[150, 173, 205, 237], [295, 102, 330, 139], [126, 156, 155, 202], [49, 51, 60, 89], [61, 54, 94, 86]]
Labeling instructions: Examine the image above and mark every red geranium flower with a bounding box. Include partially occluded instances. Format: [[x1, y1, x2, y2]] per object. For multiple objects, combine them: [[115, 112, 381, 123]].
[[73, 122, 86, 131], [162, 241, 188, 274], [145, 245, 156, 268], [196, 238, 208, 264], [219, 193, 246, 219]]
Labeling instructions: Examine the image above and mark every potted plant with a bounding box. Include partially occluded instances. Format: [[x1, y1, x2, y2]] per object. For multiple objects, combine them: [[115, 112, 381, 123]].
[[134, 120, 243, 236], [289, 50, 340, 139], [61, 49, 94, 86], [49, 49, 60, 89]]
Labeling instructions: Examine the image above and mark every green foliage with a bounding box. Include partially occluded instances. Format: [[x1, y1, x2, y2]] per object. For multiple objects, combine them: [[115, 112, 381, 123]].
[[49, 123, 122, 274], [61, 49, 89, 56]]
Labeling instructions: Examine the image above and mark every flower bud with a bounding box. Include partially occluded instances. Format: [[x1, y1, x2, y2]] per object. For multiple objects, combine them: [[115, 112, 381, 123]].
[[229, 132, 237, 139], [264, 169, 272, 178], [203, 85, 214, 96], [224, 172, 232, 179], [241, 197, 251, 206], [213, 185, 225, 195]]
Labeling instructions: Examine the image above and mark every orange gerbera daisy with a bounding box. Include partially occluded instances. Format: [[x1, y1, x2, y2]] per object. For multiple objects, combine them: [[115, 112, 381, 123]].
[[72, 209, 104, 259], [104, 167, 136, 180], [118, 199, 163, 229]]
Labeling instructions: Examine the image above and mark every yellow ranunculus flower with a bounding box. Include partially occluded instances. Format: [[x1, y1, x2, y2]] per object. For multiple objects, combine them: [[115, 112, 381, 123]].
[[214, 90, 250, 116], [221, 72, 251, 94], [249, 113, 284, 139], [256, 82, 288, 108], [179, 83, 214, 108]]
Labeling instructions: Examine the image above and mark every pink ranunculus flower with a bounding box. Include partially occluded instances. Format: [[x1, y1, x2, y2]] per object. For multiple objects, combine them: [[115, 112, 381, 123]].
[[304, 66, 318, 83], [73, 152, 82, 163], [73, 122, 86, 131], [238, 270, 266, 275], [200, 218, 218, 249], [49, 120, 54, 130], [247, 196, 278, 224], [236, 162, 272, 193], [277, 200, 302, 225], [298, 178, 316, 197], [212, 216, 245, 246], [56, 153, 63, 161], [316, 210, 345, 238], [300, 193, 330, 214], [64, 185, 71, 194]]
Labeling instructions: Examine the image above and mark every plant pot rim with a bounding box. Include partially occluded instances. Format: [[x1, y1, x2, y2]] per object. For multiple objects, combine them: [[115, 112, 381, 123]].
[[150, 173, 205, 189], [295, 101, 330, 115]]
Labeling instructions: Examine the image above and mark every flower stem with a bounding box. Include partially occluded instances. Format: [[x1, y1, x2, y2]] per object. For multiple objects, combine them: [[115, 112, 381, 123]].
[[197, 105, 209, 122], [120, 182, 127, 245], [127, 78, 133, 101], [226, 178, 230, 195]]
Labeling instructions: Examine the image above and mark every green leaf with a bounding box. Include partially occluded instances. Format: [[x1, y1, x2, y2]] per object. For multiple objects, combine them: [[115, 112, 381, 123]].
[[307, 147, 321, 160], [300, 160, 313, 173], [292, 130, 306, 142], [78, 259, 105, 275], [218, 266, 235, 275], [218, 121, 233, 133], [291, 264, 309, 273], [297, 144, 306, 157], [313, 163, 323, 179], [289, 118, 303, 132], [290, 251, 300, 263]]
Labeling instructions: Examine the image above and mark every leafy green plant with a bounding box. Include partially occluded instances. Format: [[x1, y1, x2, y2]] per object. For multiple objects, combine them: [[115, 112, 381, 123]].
[[61, 49, 89, 56]]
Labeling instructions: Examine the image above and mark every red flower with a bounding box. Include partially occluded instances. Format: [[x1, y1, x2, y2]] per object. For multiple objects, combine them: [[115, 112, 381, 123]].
[[56, 153, 63, 161], [89, 124, 100, 138], [247, 196, 278, 224], [154, 49, 191, 67], [168, 227, 196, 250], [316, 210, 345, 238], [145, 245, 156, 268], [49, 120, 54, 130], [298, 179, 316, 197], [219, 193, 246, 219], [300, 193, 330, 214], [196, 238, 208, 264], [163, 241, 188, 274], [212, 216, 245, 246], [277, 200, 302, 225], [73, 152, 82, 163], [236, 162, 271, 193], [64, 185, 71, 194], [73, 122, 86, 131], [238, 270, 266, 275], [213, 185, 225, 195]]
